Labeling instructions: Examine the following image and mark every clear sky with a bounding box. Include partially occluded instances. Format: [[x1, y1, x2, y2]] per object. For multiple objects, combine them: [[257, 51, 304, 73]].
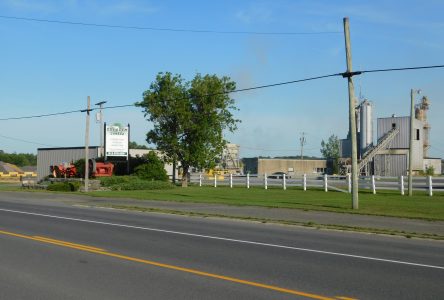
[[0, 0, 443, 158]]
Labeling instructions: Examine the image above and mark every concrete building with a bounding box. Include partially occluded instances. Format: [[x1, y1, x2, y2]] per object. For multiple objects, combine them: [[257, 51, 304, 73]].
[[243, 158, 327, 176], [339, 97, 441, 176]]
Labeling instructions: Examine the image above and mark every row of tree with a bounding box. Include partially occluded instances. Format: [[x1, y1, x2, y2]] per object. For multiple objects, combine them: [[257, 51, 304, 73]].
[[0, 150, 37, 167]]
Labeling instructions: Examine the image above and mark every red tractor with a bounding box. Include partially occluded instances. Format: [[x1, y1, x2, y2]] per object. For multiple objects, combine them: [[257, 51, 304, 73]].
[[50, 160, 114, 178]]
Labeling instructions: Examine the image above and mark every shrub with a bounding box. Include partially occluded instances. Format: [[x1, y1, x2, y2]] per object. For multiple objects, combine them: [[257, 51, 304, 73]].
[[100, 176, 173, 190], [47, 181, 80, 192], [110, 180, 173, 191], [134, 151, 168, 181]]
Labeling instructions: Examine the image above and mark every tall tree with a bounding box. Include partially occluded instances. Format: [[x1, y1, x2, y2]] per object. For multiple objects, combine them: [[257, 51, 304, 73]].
[[137, 72, 239, 187], [320, 134, 340, 174]]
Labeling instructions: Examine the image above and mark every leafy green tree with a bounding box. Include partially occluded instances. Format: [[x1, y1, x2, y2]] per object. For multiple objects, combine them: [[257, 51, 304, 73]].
[[129, 141, 149, 149], [321, 135, 340, 174], [0, 151, 37, 166], [134, 151, 168, 181], [137, 72, 239, 187]]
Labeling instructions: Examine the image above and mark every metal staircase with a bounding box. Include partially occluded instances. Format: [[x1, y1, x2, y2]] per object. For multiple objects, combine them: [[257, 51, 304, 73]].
[[359, 127, 400, 172]]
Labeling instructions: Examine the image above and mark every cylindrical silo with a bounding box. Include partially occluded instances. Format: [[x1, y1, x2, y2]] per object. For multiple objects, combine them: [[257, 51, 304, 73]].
[[360, 100, 373, 154]]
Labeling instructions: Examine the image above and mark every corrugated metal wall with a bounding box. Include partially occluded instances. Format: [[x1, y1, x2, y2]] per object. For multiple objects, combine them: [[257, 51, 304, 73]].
[[374, 154, 407, 176], [37, 147, 99, 180], [377, 116, 410, 148]]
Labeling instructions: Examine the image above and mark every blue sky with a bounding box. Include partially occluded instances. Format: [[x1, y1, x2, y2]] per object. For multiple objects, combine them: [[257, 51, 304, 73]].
[[0, 0, 443, 158]]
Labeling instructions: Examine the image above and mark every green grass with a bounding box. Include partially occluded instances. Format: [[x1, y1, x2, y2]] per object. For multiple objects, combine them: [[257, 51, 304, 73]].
[[86, 185, 444, 221]]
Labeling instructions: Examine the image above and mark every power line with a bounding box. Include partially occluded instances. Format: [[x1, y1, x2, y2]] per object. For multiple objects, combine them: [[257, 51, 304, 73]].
[[0, 72, 341, 121], [0, 109, 82, 121], [0, 133, 60, 147], [1, 64, 443, 121], [0, 15, 341, 36]]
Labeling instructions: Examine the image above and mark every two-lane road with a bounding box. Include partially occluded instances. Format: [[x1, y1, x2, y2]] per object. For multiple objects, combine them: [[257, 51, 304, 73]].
[[0, 193, 443, 299]]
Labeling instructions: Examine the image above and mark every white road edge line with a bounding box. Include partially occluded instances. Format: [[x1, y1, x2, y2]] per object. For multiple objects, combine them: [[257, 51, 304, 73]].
[[0, 207, 443, 270]]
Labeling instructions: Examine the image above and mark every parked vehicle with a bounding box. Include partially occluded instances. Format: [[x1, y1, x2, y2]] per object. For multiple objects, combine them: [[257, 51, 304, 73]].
[[267, 172, 290, 179]]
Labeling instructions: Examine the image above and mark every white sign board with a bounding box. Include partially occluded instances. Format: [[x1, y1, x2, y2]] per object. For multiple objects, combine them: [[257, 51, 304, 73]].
[[105, 124, 129, 158]]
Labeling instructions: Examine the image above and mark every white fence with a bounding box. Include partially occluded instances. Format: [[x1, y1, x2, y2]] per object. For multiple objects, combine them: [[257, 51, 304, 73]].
[[190, 173, 442, 196]]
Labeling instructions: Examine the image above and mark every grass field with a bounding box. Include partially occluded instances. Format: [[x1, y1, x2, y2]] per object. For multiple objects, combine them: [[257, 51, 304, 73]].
[[87, 186, 444, 221], [1, 181, 443, 221]]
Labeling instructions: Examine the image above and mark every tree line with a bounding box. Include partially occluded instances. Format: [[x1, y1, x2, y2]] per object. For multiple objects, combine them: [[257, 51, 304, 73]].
[[0, 150, 37, 166]]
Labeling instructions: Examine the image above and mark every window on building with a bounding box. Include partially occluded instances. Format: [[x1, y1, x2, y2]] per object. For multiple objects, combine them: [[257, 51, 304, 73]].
[[392, 123, 396, 129], [416, 129, 420, 140]]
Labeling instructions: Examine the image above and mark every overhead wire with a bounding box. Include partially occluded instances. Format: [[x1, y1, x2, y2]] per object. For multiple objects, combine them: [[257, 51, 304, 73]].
[[0, 15, 342, 35], [0, 64, 443, 121], [0, 133, 60, 148]]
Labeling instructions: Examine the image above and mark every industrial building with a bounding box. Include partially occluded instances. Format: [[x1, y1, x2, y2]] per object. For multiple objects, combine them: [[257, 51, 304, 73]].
[[339, 97, 441, 176], [37, 146, 176, 180], [242, 157, 327, 176]]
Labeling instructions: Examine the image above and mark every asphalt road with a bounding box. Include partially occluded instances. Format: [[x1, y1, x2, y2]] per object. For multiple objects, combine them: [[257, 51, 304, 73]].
[[0, 193, 443, 299]]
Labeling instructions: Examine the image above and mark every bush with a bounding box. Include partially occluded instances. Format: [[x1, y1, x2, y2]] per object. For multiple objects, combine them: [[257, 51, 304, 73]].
[[100, 176, 173, 190], [47, 181, 80, 192], [134, 151, 168, 181]]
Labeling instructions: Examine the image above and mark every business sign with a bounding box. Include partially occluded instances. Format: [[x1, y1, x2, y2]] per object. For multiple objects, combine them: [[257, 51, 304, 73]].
[[105, 123, 129, 158]]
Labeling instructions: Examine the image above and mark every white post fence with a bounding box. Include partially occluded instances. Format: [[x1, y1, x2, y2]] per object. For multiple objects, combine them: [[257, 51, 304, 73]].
[[199, 173, 202, 187], [371, 175, 376, 194], [303, 174, 307, 191], [246, 173, 250, 189], [428, 175, 433, 196], [230, 173, 233, 188], [264, 173, 268, 190], [282, 174, 286, 190], [347, 173, 351, 193], [399, 175, 404, 195], [214, 173, 217, 188], [324, 174, 328, 192]]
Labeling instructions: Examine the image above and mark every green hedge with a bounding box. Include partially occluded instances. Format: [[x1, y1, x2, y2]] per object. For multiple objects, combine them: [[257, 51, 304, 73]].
[[47, 181, 80, 192], [100, 176, 174, 191]]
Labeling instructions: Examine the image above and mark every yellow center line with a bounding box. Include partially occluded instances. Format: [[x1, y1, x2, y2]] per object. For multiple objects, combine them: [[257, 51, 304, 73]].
[[33, 236, 106, 252], [0, 229, 352, 300]]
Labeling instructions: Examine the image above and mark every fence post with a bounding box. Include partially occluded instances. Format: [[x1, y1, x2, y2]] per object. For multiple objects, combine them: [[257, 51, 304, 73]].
[[324, 174, 328, 192], [303, 174, 307, 191], [347, 173, 351, 193], [399, 175, 404, 195], [264, 173, 268, 190], [214, 173, 217, 188], [230, 173, 233, 188], [199, 173, 202, 187], [246, 173, 250, 189], [428, 175, 433, 196], [282, 174, 286, 190], [371, 175, 376, 194]]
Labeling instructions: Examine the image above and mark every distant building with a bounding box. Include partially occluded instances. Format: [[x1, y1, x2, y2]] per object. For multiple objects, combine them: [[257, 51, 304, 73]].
[[339, 97, 441, 176], [242, 158, 327, 176]]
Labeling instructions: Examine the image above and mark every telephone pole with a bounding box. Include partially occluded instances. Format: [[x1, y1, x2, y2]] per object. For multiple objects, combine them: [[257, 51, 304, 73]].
[[300, 132, 306, 160], [83, 96, 91, 192], [343, 17, 359, 209], [95, 101, 107, 156]]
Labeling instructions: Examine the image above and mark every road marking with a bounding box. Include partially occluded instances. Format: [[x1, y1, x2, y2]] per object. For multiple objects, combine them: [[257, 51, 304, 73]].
[[336, 297, 358, 300], [0, 229, 337, 300], [33, 236, 106, 252], [0, 207, 443, 270]]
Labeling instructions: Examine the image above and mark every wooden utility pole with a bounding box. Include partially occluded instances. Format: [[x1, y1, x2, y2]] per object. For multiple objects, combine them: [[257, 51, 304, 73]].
[[343, 17, 359, 209], [84, 96, 91, 192], [300, 132, 306, 160]]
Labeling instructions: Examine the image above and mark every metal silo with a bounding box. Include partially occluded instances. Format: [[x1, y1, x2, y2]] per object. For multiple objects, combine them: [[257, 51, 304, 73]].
[[360, 100, 373, 154]]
